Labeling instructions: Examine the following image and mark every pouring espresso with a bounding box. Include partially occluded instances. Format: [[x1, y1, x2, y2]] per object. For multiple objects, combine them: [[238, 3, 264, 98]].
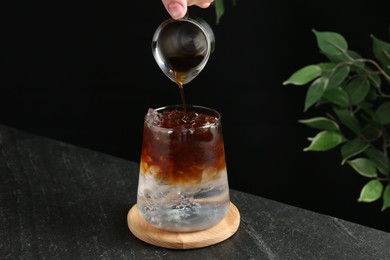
[[151, 15, 215, 111]]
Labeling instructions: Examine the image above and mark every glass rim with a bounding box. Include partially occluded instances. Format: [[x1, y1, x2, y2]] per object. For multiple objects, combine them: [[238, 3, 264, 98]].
[[144, 104, 221, 129]]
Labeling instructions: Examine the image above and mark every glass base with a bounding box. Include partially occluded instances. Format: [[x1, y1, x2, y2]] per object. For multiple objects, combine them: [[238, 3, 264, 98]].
[[127, 202, 240, 249]]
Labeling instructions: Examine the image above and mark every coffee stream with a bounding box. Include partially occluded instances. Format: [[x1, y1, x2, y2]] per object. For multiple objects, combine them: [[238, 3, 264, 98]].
[[178, 83, 186, 112], [167, 55, 205, 112]]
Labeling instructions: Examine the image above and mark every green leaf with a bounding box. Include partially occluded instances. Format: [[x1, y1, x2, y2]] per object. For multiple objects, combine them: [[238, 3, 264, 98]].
[[348, 51, 365, 69], [304, 130, 345, 151], [365, 87, 378, 101], [325, 50, 363, 65], [371, 34, 390, 73], [361, 124, 382, 141], [333, 107, 361, 134], [347, 158, 377, 178], [375, 101, 390, 124], [364, 67, 382, 88], [358, 101, 375, 117], [327, 65, 350, 89], [340, 139, 369, 165], [358, 179, 383, 203], [323, 87, 349, 107], [365, 148, 390, 176], [298, 117, 339, 131], [304, 77, 328, 111], [214, 0, 225, 24], [283, 65, 322, 86], [318, 62, 336, 71], [318, 63, 336, 81], [344, 77, 370, 105], [313, 30, 348, 56], [368, 74, 381, 88], [382, 184, 390, 211]]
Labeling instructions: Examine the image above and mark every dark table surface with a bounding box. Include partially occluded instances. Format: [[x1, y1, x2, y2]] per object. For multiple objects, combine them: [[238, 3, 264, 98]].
[[1, 124, 389, 260]]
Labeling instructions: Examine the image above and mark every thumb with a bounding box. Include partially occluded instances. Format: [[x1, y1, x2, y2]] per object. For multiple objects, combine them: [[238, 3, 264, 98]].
[[162, 0, 187, 19]]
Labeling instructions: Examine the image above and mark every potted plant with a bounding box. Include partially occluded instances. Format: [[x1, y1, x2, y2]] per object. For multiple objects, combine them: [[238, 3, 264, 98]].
[[283, 30, 390, 211]]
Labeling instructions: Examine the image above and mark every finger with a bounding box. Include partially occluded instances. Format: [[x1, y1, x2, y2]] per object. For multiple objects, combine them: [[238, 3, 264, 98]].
[[196, 2, 212, 8], [162, 0, 187, 19], [187, 0, 214, 7]]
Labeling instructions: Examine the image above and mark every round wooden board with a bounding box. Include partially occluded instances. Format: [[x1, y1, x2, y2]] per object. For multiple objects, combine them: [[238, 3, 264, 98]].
[[127, 202, 240, 249]]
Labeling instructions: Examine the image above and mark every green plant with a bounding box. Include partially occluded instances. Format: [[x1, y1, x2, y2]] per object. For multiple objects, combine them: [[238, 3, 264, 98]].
[[283, 29, 390, 211]]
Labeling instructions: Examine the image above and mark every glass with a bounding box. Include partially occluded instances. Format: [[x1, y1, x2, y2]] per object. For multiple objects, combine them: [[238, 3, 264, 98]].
[[136, 104, 230, 232]]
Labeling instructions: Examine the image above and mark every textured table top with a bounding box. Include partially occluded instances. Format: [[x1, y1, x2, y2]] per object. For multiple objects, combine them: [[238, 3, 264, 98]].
[[1, 124, 389, 259]]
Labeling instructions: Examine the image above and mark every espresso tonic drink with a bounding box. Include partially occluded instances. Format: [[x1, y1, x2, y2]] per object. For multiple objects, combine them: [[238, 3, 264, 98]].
[[137, 105, 230, 232]]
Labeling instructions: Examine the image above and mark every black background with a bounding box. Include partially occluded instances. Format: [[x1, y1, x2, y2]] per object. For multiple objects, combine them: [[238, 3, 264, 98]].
[[1, 1, 389, 232]]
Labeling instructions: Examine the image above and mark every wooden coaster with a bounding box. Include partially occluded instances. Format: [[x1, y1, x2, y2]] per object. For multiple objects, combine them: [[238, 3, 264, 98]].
[[127, 202, 240, 249]]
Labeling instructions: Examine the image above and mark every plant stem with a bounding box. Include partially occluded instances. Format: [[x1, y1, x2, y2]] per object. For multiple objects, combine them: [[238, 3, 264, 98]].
[[357, 59, 390, 84], [333, 58, 390, 98]]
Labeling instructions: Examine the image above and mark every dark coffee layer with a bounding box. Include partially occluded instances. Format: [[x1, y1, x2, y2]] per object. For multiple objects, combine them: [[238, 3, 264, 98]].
[[141, 109, 226, 185]]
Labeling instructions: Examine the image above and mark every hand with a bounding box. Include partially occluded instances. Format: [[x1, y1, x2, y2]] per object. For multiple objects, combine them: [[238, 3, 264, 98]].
[[162, 0, 214, 19]]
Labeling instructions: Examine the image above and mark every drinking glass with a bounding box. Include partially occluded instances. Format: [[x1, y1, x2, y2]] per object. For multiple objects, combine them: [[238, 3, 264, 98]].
[[136, 104, 230, 232]]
